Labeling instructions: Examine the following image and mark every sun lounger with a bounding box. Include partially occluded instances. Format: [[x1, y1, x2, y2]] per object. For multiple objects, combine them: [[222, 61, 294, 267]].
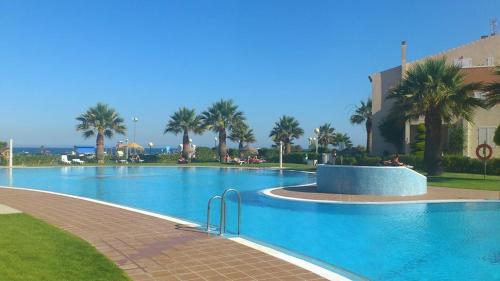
[[72, 158, 85, 164], [232, 158, 245, 165]]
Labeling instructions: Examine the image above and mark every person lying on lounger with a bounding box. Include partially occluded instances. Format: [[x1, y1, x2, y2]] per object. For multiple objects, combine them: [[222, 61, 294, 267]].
[[382, 154, 413, 168]]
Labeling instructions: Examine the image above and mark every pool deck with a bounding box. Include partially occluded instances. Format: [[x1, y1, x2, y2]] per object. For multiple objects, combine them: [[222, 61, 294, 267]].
[[0, 188, 326, 281], [270, 185, 500, 203]]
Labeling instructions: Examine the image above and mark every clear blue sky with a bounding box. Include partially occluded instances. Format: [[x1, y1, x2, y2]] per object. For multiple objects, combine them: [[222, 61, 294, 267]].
[[0, 0, 498, 148]]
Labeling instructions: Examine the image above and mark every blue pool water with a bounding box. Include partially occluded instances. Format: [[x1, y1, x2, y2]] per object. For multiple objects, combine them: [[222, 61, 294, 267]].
[[1, 167, 499, 280]]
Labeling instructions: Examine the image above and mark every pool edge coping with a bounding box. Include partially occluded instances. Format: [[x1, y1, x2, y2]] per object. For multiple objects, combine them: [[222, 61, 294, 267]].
[[0, 185, 351, 281], [262, 184, 500, 205]]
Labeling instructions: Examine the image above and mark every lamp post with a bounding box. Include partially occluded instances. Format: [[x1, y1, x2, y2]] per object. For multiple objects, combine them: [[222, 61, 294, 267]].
[[148, 142, 154, 155], [314, 128, 320, 154], [125, 138, 129, 160], [8, 139, 13, 168], [132, 117, 138, 155], [214, 137, 218, 160], [189, 138, 193, 159], [279, 141, 283, 169]]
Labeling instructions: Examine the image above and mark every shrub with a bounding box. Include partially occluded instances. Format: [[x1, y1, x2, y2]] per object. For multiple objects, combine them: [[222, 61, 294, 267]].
[[12, 154, 59, 166], [355, 156, 381, 166], [192, 147, 217, 162], [157, 153, 181, 163], [258, 148, 280, 162], [411, 124, 425, 156], [283, 152, 319, 164], [443, 156, 499, 175]]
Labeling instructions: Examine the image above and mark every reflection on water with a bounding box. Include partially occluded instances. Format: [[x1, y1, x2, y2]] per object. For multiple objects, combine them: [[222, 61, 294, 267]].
[[4, 168, 13, 186]]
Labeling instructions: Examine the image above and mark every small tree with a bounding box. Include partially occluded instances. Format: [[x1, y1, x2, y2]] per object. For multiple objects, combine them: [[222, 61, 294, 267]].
[[447, 124, 464, 154], [411, 124, 425, 156]]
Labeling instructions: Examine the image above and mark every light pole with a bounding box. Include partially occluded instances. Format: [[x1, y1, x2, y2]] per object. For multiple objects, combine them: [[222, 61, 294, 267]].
[[189, 138, 193, 159], [279, 141, 283, 169], [8, 139, 13, 168], [132, 117, 138, 155], [314, 128, 320, 154], [125, 138, 129, 160], [214, 137, 218, 160], [148, 142, 154, 155]]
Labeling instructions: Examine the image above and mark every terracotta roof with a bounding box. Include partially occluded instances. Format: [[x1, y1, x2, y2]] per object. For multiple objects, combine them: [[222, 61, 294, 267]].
[[461, 67, 500, 84]]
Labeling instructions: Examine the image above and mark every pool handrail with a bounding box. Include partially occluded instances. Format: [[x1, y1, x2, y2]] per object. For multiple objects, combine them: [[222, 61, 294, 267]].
[[221, 188, 242, 235], [206, 188, 242, 235], [206, 195, 223, 234]]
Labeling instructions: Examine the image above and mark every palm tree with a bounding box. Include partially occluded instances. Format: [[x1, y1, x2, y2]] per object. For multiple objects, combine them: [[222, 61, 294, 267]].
[[269, 116, 304, 154], [317, 123, 336, 152], [229, 121, 256, 157], [484, 66, 500, 107], [333, 133, 353, 149], [350, 98, 372, 154], [164, 107, 204, 159], [76, 103, 126, 163], [201, 99, 245, 162], [389, 57, 484, 175]]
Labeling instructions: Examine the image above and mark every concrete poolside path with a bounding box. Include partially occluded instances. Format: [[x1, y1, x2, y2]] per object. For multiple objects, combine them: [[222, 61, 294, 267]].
[[0, 203, 21, 214], [0, 188, 326, 281]]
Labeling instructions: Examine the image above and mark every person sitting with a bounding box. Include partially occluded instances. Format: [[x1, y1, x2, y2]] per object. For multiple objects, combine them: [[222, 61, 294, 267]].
[[382, 153, 413, 168], [390, 153, 404, 166], [178, 156, 188, 164]]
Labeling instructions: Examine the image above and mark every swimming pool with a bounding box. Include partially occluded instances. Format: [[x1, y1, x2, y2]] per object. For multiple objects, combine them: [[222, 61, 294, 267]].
[[1, 167, 499, 280]]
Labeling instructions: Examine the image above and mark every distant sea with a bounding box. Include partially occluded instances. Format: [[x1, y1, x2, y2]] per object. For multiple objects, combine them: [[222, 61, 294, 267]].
[[13, 147, 173, 155]]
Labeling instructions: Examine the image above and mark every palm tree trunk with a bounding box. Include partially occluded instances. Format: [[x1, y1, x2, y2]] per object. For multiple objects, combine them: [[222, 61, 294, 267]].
[[239, 141, 244, 158], [182, 130, 190, 159], [366, 122, 372, 155], [424, 111, 443, 176], [96, 130, 105, 164], [285, 142, 291, 155], [218, 130, 227, 162]]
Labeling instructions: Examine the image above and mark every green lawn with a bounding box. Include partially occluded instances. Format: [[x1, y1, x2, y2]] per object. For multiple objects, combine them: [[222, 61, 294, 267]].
[[427, 172, 500, 191], [0, 213, 129, 281]]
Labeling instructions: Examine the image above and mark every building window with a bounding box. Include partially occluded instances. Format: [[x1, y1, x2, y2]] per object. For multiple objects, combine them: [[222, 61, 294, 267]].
[[486, 56, 495, 66], [453, 57, 472, 67], [478, 127, 496, 147], [473, 91, 487, 100]]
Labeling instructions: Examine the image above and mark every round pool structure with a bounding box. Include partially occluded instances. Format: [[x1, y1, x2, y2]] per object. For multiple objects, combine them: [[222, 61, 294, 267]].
[[317, 165, 427, 196]]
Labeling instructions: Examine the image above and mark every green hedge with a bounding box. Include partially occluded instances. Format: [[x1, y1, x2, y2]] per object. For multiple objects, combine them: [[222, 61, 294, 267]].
[[192, 147, 218, 162], [257, 150, 320, 164], [12, 154, 60, 166], [442, 156, 499, 175], [349, 155, 498, 175]]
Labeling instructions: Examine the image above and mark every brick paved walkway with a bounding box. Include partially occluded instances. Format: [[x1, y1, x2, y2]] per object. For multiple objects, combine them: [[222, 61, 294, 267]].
[[0, 188, 326, 281]]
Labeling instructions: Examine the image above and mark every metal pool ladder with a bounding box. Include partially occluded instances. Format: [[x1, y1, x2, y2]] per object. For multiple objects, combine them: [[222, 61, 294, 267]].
[[206, 188, 241, 235]]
